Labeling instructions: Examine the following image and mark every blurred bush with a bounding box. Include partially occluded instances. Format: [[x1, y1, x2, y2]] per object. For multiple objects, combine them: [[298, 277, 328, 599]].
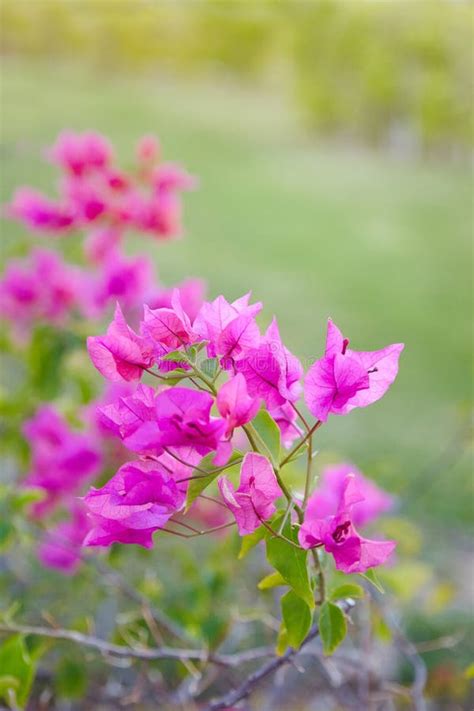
[[1, 0, 472, 158]]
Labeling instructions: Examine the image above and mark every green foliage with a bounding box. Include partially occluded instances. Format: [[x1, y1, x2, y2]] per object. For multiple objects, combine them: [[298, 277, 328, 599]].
[[359, 568, 385, 594], [257, 571, 285, 590], [1, 1, 470, 154], [266, 518, 314, 610], [0, 635, 37, 708], [200, 357, 219, 380], [238, 525, 267, 559], [329, 582, 364, 601], [250, 410, 281, 466], [185, 450, 242, 511], [27, 325, 81, 400], [280, 589, 312, 650], [55, 659, 88, 699], [319, 601, 347, 656]]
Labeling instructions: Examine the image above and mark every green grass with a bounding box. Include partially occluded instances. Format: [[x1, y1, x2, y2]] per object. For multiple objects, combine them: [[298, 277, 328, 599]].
[[1, 58, 472, 528]]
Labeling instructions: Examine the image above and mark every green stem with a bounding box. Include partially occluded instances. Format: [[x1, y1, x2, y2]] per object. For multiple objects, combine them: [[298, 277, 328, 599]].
[[311, 549, 325, 604], [242, 424, 259, 453], [302, 428, 313, 509], [279, 420, 322, 468]]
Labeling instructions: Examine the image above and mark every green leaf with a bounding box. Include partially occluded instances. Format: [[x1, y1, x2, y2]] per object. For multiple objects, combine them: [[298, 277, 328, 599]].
[[360, 568, 385, 594], [266, 520, 314, 610], [281, 590, 312, 649], [250, 410, 280, 466], [0, 635, 37, 708], [257, 571, 286, 590], [0, 676, 19, 696], [185, 451, 242, 512], [319, 601, 347, 656], [238, 526, 266, 559], [28, 326, 79, 399], [275, 623, 289, 656], [160, 350, 189, 363], [161, 368, 192, 385], [200, 358, 219, 379], [55, 659, 87, 699], [0, 521, 15, 552], [329, 583, 364, 601], [10, 488, 45, 512]]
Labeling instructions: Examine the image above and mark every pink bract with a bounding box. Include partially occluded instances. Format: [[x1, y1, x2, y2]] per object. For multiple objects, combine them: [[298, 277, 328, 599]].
[[218, 452, 282, 535], [82, 460, 184, 548], [299, 473, 396, 573], [304, 319, 404, 422]]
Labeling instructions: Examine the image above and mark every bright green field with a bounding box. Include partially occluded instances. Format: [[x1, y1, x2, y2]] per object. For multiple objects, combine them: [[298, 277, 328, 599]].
[[1, 59, 472, 530]]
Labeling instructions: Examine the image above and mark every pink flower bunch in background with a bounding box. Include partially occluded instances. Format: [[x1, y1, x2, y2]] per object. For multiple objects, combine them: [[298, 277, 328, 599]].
[[0, 248, 83, 328], [1, 132, 202, 332], [7, 131, 196, 240], [83, 289, 403, 576], [22, 405, 102, 518]]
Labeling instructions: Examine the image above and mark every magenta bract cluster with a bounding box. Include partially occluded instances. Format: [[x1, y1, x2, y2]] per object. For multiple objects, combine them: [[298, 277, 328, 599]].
[[82, 288, 403, 574]]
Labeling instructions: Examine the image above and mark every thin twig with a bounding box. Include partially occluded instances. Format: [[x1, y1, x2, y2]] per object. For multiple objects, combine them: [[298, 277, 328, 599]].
[[279, 419, 322, 468], [0, 623, 273, 668], [205, 599, 355, 710]]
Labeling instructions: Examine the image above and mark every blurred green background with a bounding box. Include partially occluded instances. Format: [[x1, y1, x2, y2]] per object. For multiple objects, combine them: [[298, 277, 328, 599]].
[[0, 0, 472, 704]]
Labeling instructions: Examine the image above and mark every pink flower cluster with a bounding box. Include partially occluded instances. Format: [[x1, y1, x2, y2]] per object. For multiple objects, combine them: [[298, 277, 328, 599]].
[[0, 249, 83, 328], [23, 405, 102, 518], [81, 291, 403, 575], [1, 132, 201, 333], [7, 132, 196, 240]]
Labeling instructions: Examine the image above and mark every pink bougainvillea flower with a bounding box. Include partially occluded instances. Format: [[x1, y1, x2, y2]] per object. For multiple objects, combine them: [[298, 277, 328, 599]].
[[48, 130, 113, 176], [194, 293, 262, 358], [154, 387, 226, 454], [136, 134, 160, 165], [83, 227, 123, 264], [141, 289, 196, 353], [22, 406, 102, 517], [217, 314, 261, 368], [90, 250, 153, 314], [151, 163, 197, 192], [298, 473, 396, 573], [38, 504, 90, 575], [146, 277, 206, 323], [82, 460, 184, 548], [7, 187, 75, 233], [236, 318, 303, 410], [304, 319, 404, 422], [306, 463, 394, 528], [216, 374, 260, 438], [130, 190, 183, 238], [218, 452, 282, 535], [98, 383, 158, 441], [61, 175, 107, 224], [87, 303, 153, 382], [269, 402, 303, 449]]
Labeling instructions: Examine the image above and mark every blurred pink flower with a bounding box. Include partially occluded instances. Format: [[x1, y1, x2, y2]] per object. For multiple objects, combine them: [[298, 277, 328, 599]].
[[23, 406, 102, 517], [7, 187, 75, 233], [306, 462, 394, 528], [38, 504, 90, 575], [48, 131, 114, 177]]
